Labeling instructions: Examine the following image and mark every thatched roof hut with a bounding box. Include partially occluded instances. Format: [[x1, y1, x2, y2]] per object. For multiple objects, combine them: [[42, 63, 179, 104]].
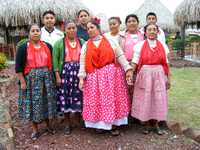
[[0, 0, 88, 27], [174, 0, 200, 27], [134, 0, 178, 32], [174, 0, 200, 60], [0, 0, 89, 59]]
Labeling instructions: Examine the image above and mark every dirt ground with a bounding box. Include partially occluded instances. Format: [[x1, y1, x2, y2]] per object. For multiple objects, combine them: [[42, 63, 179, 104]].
[[3, 61, 200, 150]]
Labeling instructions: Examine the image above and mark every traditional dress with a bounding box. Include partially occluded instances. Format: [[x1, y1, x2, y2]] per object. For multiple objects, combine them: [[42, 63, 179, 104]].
[[77, 25, 89, 41], [104, 31, 130, 101], [131, 39, 169, 122], [122, 31, 144, 100], [123, 31, 144, 61], [16, 41, 56, 123], [78, 36, 131, 130], [53, 37, 85, 113], [41, 27, 64, 47], [104, 32, 124, 45]]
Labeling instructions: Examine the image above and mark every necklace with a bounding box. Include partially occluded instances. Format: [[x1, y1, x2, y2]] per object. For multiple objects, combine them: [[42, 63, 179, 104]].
[[69, 40, 77, 48]]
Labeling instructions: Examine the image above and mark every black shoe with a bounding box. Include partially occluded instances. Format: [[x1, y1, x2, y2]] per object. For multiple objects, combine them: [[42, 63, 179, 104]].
[[31, 132, 40, 141], [64, 126, 71, 135], [95, 129, 105, 134], [142, 127, 151, 134], [154, 126, 164, 135], [46, 127, 56, 135], [110, 129, 120, 136]]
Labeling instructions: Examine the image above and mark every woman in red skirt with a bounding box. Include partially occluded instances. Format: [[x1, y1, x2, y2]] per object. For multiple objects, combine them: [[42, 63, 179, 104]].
[[78, 19, 133, 135]]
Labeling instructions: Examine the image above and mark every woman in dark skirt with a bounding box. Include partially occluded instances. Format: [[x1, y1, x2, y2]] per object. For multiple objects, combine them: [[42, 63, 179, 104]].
[[15, 24, 57, 140], [53, 21, 85, 134]]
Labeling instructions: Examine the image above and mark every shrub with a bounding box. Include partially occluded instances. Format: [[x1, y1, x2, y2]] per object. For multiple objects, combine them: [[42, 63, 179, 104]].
[[172, 39, 185, 51], [166, 35, 174, 45], [0, 52, 7, 71]]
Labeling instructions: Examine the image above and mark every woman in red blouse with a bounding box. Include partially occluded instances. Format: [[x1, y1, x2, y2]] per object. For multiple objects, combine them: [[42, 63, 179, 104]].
[[53, 21, 85, 135], [78, 20, 133, 135], [130, 24, 170, 135], [15, 24, 56, 140]]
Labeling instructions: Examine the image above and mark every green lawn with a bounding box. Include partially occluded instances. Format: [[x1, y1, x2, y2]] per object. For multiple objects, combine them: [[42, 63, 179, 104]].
[[169, 67, 200, 129]]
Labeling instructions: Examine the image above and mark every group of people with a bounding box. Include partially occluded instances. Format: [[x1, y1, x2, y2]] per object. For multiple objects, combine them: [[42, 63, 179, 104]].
[[15, 9, 170, 140]]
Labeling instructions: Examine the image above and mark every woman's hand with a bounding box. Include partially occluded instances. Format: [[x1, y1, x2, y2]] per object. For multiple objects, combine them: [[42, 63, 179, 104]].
[[56, 75, 62, 87], [126, 69, 133, 86], [79, 78, 84, 91], [55, 72, 61, 87], [166, 78, 171, 90], [16, 73, 26, 90], [21, 81, 27, 90]]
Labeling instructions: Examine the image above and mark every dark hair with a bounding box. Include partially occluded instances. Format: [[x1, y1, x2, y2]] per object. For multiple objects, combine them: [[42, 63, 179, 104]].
[[108, 17, 122, 24], [87, 20, 101, 30], [77, 9, 90, 17], [144, 23, 159, 34], [28, 23, 40, 32], [42, 10, 56, 18], [125, 14, 139, 24], [146, 12, 157, 19], [64, 20, 75, 27]]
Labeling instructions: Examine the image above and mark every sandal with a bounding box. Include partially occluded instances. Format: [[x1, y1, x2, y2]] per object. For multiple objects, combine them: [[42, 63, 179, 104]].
[[154, 126, 164, 135], [64, 126, 71, 135], [95, 129, 105, 134], [142, 127, 151, 134], [31, 132, 40, 141], [46, 127, 56, 135], [110, 129, 120, 136]]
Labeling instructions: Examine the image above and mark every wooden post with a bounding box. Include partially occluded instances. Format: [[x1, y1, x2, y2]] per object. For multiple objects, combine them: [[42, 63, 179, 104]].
[[180, 23, 186, 58], [192, 42, 198, 59], [198, 42, 200, 60], [5, 27, 9, 45]]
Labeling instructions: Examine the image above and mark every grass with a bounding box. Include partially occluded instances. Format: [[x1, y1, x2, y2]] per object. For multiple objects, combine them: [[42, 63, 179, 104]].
[[168, 67, 200, 129]]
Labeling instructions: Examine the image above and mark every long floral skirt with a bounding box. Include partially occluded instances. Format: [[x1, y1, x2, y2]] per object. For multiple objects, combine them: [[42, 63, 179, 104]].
[[57, 61, 82, 113]]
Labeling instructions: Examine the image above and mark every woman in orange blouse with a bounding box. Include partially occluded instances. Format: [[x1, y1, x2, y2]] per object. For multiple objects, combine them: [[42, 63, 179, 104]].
[[16, 24, 56, 140]]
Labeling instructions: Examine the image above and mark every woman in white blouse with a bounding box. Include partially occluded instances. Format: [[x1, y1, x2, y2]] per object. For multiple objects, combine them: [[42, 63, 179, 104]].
[[131, 23, 170, 135], [78, 19, 133, 135]]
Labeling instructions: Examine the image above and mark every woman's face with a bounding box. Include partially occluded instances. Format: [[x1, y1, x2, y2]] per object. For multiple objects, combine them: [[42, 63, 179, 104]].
[[43, 13, 56, 29], [29, 25, 41, 42], [78, 11, 90, 25], [126, 17, 139, 33], [109, 19, 120, 34], [65, 22, 77, 39], [145, 24, 158, 40], [87, 22, 100, 38]]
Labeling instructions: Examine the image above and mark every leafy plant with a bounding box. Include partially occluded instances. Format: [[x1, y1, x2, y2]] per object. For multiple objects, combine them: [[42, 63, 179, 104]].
[[0, 52, 7, 71], [166, 34, 174, 45], [172, 39, 185, 51], [186, 35, 200, 43]]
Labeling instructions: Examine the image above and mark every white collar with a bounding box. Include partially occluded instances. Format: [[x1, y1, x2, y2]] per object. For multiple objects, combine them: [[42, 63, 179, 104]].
[[43, 27, 55, 34]]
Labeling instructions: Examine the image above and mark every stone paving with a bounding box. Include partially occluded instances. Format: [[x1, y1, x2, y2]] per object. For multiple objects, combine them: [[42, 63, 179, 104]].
[[0, 64, 15, 150]]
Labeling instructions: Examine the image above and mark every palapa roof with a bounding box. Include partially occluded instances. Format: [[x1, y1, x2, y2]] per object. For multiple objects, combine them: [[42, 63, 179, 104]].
[[0, 0, 88, 27], [174, 0, 200, 26], [134, 0, 178, 31]]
